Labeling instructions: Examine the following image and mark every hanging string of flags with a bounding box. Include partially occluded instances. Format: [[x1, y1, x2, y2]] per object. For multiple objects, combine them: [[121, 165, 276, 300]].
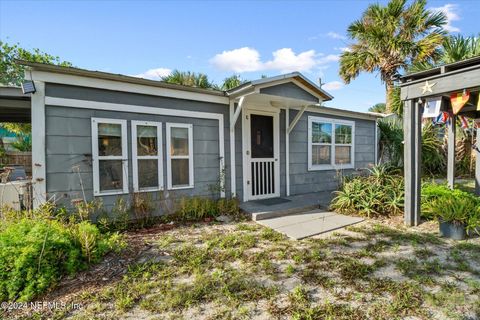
[[450, 90, 470, 115], [421, 89, 479, 130]]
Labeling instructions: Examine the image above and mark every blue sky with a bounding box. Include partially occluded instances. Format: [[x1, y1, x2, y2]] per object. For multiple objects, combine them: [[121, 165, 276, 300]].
[[1, 0, 478, 112]]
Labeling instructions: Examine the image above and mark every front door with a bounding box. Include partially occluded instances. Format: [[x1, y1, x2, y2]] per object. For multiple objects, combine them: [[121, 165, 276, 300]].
[[245, 110, 280, 200]]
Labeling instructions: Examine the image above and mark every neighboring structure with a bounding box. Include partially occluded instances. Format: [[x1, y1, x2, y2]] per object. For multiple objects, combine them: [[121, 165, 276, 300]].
[[400, 56, 480, 226], [1, 61, 382, 211]]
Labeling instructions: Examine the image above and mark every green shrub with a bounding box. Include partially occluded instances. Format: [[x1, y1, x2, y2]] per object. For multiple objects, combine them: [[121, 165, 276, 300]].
[[173, 197, 240, 222], [0, 205, 124, 302], [0, 219, 82, 301], [330, 165, 404, 217], [422, 184, 480, 235]]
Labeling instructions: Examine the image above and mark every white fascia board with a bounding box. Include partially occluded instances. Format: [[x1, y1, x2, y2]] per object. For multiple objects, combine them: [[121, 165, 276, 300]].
[[33, 70, 229, 105], [288, 105, 380, 121]]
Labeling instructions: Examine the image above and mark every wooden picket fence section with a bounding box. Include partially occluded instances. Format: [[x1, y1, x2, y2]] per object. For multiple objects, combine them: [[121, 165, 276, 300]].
[[4, 152, 32, 176]]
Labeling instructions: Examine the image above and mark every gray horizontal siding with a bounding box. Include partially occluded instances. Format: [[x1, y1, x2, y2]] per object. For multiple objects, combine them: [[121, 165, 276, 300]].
[[260, 82, 318, 103], [288, 110, 376, 196], [44, 83, 233, 213]]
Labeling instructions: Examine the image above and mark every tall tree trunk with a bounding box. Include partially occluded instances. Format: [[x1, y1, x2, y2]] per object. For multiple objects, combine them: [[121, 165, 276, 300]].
[[385, 81, 394, 114]]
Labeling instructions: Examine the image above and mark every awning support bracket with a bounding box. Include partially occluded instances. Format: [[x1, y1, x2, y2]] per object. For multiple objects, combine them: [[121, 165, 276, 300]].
[[287, 104, 308, 134]]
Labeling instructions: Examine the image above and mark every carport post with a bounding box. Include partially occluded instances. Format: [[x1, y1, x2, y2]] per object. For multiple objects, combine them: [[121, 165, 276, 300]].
[[31, 81, 46, 208]]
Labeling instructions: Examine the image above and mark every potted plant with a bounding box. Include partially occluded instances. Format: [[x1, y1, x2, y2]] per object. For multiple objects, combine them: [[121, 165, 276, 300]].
[[425, 195, 476, 240]]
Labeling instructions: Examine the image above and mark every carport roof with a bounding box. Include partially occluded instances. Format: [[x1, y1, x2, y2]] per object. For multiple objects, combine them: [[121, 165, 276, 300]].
[[0, 86, 31, 123]]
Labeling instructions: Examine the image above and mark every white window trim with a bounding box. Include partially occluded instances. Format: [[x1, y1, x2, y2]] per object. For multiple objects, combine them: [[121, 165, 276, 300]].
[[91, 118, 129, 196], [166, 123, 194, 190], [308, 116, 355, 171], [131, 121, 163, 192]]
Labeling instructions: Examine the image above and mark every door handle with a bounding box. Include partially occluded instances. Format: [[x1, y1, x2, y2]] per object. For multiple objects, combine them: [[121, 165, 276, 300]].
[[246, 151, 250, 155]]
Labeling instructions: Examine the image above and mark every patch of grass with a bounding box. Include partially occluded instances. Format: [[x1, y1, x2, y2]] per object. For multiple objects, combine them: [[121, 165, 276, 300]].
[[171, 244, 213, 274], [425, 282, 467, 318], [205, 232, 256, 251], [334, 257, 382, 283], [285, 264, 296, 276], [235, 223, 260, 232], [259, 227, 285, 242], [357, 224, 443, 246], [413, 247, 435, 259], [299, 266, 336, 289], [140, 268, 278, 312], [466, 278, 480, 295], [367, 279, 426, 318], [395, 258, 443, 284]]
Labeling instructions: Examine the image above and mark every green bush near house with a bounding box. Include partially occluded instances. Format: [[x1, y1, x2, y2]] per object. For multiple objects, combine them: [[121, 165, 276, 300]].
[[422, 184, 480, 235], [0, 204, 124, 302], [330, 165, 405, 218], [173, 197, 240, 222], [332, 169, 480, 234]]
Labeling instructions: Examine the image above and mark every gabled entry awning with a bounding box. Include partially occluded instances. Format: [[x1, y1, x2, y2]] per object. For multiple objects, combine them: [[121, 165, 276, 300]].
[[226, 72, 333, 102]]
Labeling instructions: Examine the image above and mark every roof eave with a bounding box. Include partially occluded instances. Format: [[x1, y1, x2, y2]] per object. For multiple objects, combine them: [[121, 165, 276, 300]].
[[16, 60, 227, 97]]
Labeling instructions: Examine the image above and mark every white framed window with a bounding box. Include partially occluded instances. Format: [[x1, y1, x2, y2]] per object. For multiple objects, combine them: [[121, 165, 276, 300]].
[[166, 123, 194, 189], [91, 118, 128, 196], [132, 121, 163, 192], [308, 116, 355, 170]]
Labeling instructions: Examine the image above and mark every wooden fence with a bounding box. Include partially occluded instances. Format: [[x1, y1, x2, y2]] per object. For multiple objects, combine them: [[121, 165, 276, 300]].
[[4, 152, 32, 176]]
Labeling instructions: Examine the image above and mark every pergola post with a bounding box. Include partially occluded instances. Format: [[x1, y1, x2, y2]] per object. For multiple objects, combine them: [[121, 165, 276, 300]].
[[404, 99, 422, 226], [476, 128, 480, 195], [447, 113, 456, 189]]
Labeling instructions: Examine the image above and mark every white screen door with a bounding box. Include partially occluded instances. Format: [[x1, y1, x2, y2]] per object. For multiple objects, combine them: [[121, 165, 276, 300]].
[[245, 110, 280, 200]]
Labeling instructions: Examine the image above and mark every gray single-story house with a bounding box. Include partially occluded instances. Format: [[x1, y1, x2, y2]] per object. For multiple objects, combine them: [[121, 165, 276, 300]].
[[1, 61, 382, 213]]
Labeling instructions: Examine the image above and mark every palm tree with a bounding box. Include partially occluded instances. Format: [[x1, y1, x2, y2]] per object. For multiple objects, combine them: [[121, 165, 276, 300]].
[[368, 103, 386, 114], [161, 70, 216, 89], [339, 0, 447, 113], [410, 34, 480, 72], [221, 75, 247, 90]]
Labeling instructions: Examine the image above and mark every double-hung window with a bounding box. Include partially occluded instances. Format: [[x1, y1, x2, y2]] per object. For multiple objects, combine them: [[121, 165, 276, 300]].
[[132, 121, 163, 192], [91, 118, 128, 195], [308, 116, 354, 170], [166, 123, 193, 189]]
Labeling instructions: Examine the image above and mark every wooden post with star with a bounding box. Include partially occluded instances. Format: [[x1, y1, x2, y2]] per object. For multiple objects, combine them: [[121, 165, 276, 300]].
[[447, 105, 456, 190], [399, 56, 480, 227], [476, 127, 480, 196], [403, 99, 422, 226]]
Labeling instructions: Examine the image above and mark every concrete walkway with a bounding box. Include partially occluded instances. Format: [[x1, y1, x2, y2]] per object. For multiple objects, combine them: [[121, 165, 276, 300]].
[[256, 209, 364, 240]]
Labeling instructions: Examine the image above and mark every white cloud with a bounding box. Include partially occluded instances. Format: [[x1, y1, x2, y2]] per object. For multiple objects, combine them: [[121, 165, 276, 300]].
[[210, 47, 262, 72], [334, 47, 351, 52], [326, 31, 346, 40], [132, 67, 172, 80], [263, 48, 317, 73], [322, 81, 344, 91], [210, 47, 337, 73], [431, 3, 460, 32], [317, 54, 340, 64]]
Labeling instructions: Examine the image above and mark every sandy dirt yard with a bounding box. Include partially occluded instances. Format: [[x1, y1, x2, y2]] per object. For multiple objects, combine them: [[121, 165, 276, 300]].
[[3, 217, 480, 320]]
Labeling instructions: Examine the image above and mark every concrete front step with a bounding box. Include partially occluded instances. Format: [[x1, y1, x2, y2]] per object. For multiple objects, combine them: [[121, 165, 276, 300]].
[[251, 204, 319, 221], [240, 192, 334, 221]]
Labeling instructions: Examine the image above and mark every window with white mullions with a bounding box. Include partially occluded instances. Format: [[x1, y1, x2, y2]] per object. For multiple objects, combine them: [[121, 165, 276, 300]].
[[308, 116, 355, 170], [91, 118, 128, 195], [166, 123, 194, 189], [132, 121, 163, 192]]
